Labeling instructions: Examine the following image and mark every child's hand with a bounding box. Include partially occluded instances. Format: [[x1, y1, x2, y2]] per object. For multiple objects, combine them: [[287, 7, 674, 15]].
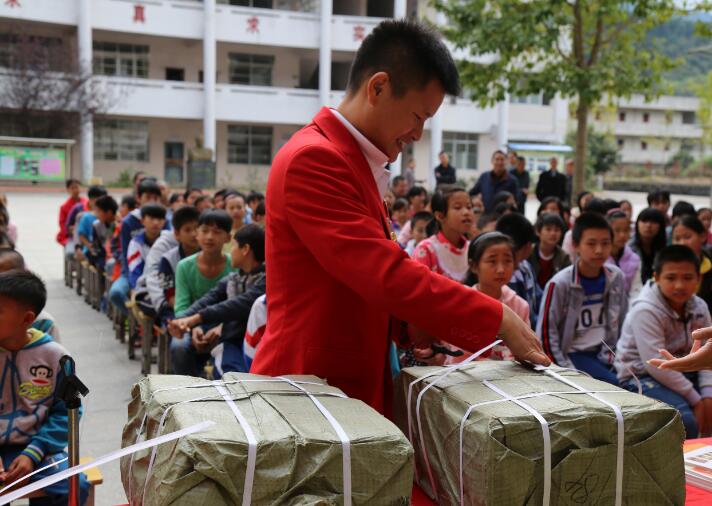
[[3, 455, 34, 486]]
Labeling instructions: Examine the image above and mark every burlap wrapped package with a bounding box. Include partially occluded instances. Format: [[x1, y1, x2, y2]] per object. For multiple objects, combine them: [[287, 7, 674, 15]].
[[394, 360, 686, 506], [121, 372, 413, 505]]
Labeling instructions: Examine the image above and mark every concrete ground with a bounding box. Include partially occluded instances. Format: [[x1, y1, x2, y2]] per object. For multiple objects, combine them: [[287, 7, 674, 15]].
[[3, 187, 711, 505]]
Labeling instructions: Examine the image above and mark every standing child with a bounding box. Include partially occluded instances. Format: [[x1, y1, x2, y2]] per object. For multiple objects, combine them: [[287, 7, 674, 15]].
[[56, 179, 86, 246], [127, 204, 167, 289], [413, 187, 474, 282], [537, 213, 628, 384], [671, 215, 712, 312], [223, 192, 246, 255], [606, 210, 641, 297], [0, 270, 89, 504], [529, 212, 570, 290], [615, 245, 712, 438]]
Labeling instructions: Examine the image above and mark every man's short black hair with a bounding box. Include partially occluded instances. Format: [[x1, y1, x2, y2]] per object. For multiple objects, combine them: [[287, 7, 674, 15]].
[[65, 178, 80, 188], [407, 185, 428, 201], [235, 224, 265, 263], [140, 203, 167, 220], [87, 185, 107, 200], [198, 209, 232, 233], [411, 210, 433, 228], [583, 197, 606, 216], [572, 212, 613, 244], [654, 244, 700, 274], [392, 198, 408, 212], [535, 212, 566, 233], [0, 269, 46, 316], [0, 249, 25, 271], [95, 195, 118, 214], [194, 195, 213, 208], [255, 201, 265, 217], [184, 187, 202, 200], [172, 206, 200, 231], [392, 175, 406, 185], [346, 19, 460, 98], [137, 180, 162, 198], [647, 189, 671, 206], [246, 191, 265, 204], [496, 213, 535, 251], [672, 200, 696, 219], [168, 192, 183, 205], [121, 195, 137, 210]]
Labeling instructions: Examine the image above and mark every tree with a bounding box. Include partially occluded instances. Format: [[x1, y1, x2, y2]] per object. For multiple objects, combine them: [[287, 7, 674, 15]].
[[436, 0, 687, 196], [565, 127, 617, 181], [0, 30, 116, 140]]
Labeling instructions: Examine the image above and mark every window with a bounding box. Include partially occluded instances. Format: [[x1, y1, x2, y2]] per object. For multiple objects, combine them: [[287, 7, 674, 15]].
[[683, 111, 696, 125], [510, 93, 551, 106], [442, 132, 478, 170], [641, 141, 647, 151], [93, 42, 149, 78], [165, 67, 185, 81], [229, 53, 274, 86], [617, 139, 624, 148], [228, 125, 273, 164], [665, 143, 670, 151], [94, 119, 149, 161], [619, 112, 626, 122], [643, 113, 650, 123], [0, 33, 64, 71], [222, 0, 273, 7]]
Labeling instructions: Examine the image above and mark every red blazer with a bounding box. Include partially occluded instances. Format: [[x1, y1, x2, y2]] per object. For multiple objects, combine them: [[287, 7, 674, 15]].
[[251, 108, 503, 414]]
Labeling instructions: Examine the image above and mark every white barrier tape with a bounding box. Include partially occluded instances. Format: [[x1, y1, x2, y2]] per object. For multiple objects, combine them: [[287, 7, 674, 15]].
[[214, 384, 258, 506], [278, 376, 353, 506], [0, 420, 214, 506], [540, 367, 624, 506], [482, 380, 552, 506], [0, 457, 68, 496], [408, 339, 502, 497]]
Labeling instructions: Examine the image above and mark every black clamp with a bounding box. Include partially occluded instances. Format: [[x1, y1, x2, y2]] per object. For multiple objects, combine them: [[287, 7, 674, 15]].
[[56, 356, 89, 410]]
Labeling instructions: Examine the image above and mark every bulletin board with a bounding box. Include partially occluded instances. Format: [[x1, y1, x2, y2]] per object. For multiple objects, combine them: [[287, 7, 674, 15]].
[[0, 145, 66, 181]]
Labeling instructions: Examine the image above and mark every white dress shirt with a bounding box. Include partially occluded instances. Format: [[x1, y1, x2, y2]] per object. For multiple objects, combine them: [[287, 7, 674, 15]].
[[329, 108, 391, 199]]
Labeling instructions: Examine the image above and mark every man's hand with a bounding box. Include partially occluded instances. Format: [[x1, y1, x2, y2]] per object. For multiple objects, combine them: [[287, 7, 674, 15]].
[[648, 327, 712, 372], [412, 345, 447, 366], [2, 455, 34, 486], [498, 304, 550, 367]]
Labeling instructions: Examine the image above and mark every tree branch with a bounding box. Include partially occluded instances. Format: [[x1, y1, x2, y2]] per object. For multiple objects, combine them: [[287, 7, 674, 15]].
[[587, 8, 604, 67]]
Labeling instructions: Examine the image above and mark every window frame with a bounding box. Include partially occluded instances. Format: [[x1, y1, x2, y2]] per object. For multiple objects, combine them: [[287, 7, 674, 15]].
[[227, 124, 273, 165]]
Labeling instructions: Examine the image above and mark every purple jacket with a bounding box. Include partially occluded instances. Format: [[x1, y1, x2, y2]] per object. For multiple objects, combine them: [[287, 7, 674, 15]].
[[606, 245, 641, 294]]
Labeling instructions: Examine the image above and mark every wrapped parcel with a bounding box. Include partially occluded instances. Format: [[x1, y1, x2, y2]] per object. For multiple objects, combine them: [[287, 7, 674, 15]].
[[394, 360, 686, 506], [122, 372, 413, 505]]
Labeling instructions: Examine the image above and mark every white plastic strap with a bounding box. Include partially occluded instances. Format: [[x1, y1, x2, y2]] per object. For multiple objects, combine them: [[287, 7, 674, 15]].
[[0, 420, 214, 506], [0, 457, 68, 496], [482, 380, 552, 506], [278, 376, 353, 506], [540, 367, 624, 506], [409, 340, 502, 496]]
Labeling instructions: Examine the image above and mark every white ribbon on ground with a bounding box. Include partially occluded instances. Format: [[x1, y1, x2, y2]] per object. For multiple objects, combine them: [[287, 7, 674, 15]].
[[0, 420, 214, 506]]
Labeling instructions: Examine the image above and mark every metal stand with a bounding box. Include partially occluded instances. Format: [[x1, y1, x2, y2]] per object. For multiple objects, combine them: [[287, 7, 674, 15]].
[[56, 356, 89, 506]]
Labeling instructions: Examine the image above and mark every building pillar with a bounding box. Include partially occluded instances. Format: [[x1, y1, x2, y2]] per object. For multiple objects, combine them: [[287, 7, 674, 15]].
[[78, 0, 93, 183], [203, 0, 216, 158], [319, 0, 332, 107], [394, 0, 406, 18], [429, 114, 442, 191], [497, 93, 510, 150]]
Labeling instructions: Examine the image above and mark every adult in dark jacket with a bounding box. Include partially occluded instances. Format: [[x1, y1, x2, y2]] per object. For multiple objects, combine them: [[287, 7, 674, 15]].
[[434, 151, 457, 186], [536, 157, 567, 202], [509, 155, 530, 212], [168, 225, 266, 376], [469, 150, 520, 213]]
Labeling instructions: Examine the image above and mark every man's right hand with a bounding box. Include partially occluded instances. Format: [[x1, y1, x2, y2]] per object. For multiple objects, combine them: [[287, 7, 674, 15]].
[[498, 304, 550, 367]]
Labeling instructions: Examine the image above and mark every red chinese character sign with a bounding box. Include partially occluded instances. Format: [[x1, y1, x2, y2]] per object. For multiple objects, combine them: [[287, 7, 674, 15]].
[[133, 4, 145, 23], [247, 16, 259, 34], [5, 0, 21, 8], [353, 25, 365, 41]]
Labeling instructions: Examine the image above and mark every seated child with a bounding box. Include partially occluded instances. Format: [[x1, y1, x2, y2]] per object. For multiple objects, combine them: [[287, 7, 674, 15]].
[[74, 185, 108, 260], [672, 215, 712, 313], [615, 245, 712, 438], [496, 213, 540, 327], [127, 204, 167, 289], [87, 195, 118, 272], [0, 270, 88, 504], [606, 209, 641, 297], [0, 250, 61, 341], [529, 212, 570, 290], [404, 211, 432, 256], [537, 212, 628, 385], [243, 294, 267, 371], [223, 192, 246, 255], [391, 199, 409, 234], [253, 201, 266, 226], [168, 225, 266, 377], [149, 206, 201, 325]]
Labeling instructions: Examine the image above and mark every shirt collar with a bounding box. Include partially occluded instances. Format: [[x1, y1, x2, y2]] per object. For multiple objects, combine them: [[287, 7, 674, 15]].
[[329, 108, 390, 198]]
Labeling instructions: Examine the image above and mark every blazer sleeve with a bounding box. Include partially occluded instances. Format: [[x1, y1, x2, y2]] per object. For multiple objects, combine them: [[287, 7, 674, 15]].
[[282, 146, 503, 353]]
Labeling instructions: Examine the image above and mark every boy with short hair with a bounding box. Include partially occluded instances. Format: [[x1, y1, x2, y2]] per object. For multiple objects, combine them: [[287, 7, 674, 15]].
[[496, 213, 541, 327], [149, 206, 201, 324], [127, 204, 167, 289], [74, 185, 108, 258], [56, 179, 86, 247], [529, 212, 571, 290], [245, 191, 265, 224], [616, 245, 712, 438], [87, 195, 118, 271], [168, 224, 266, 376], [253, 201, 266, 225], [537, 212, 628, 384], [391, 198, 409, 234], [405, 211, 433, 256], [0, 270, 88, 503]]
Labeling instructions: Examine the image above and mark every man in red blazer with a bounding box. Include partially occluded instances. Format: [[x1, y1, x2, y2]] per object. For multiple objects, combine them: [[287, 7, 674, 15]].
[[251, 20, 549, 414]]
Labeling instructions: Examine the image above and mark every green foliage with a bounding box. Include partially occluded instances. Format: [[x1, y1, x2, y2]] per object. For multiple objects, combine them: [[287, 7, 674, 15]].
[[108, 168, 135, 188], [670, 144, 695, 170], [565, 127, 618, 176]]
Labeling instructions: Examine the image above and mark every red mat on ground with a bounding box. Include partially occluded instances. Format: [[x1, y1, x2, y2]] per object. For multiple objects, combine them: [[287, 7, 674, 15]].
[[411, 437, 712, 505]]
